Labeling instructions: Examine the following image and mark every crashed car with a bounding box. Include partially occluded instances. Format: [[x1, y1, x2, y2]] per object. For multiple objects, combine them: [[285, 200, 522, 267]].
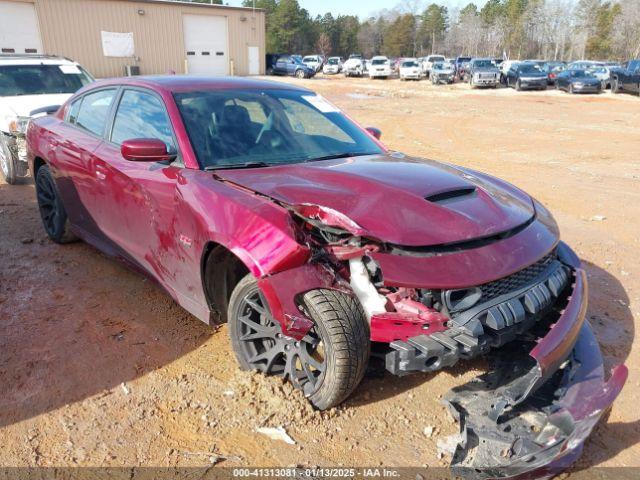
[[0, 54, 93, 184], [26, 76, 626, 477]]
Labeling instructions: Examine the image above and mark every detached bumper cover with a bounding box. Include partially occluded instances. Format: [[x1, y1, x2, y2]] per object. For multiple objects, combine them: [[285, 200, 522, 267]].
[[441, 267, 627, 478]]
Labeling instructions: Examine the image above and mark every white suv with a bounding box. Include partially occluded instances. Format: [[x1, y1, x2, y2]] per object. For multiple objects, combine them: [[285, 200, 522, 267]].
[[0, 55, 93, 184], [369, 56, 391, 79]]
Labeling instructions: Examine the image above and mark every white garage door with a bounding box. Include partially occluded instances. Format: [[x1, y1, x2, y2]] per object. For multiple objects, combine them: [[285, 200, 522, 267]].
[[183, 14, 228, 76], [0, 1, 42, 54]]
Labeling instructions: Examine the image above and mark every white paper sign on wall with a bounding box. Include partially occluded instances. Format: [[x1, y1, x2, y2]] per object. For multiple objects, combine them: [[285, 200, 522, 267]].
[[101, 31, 135, 57]]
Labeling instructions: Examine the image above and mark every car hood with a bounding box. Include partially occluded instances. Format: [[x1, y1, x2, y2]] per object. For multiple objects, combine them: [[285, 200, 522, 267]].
[[0, 93, 70, 118], [216, 154, 535, 247], [520, 73, 546, 79]]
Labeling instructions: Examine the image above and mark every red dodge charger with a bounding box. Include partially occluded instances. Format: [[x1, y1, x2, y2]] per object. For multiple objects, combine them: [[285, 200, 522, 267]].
[[26, 76, 626, 477]]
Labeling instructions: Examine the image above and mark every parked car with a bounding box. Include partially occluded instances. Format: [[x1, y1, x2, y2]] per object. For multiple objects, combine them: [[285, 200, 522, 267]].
[[430, 61, 456, 84], [611, 59, 640, 95], [568, 60, 603, 70], [454, 56, 472, 80], [500, 60, 520, 83], [302, 55, 324, 73], [423, 54, 446, 77], [467, 58, 500, 88], [267, 55, 315, 78], [0, 54, 94, 184], [369, 56, 391, 79], [343, 55, 365, 77], [544, 62, 566, 85], [505, 62, 548, 90], [399, 58, 421, 81], [587, 66, 614, 89], [555, 69, 602, 94], [322, 57, 342, 75], [26, 74, 625, 478]]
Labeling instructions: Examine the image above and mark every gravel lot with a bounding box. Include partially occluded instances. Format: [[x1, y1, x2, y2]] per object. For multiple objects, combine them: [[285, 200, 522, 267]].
[[0, 75, 638, 470]]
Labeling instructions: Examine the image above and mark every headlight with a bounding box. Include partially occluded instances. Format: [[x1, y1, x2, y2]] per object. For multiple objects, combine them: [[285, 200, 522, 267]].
[[7, 116, 30, 136]]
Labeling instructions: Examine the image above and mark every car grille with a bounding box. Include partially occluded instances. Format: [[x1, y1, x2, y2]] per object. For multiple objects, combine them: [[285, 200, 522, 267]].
[[477, 251, 557, 303]]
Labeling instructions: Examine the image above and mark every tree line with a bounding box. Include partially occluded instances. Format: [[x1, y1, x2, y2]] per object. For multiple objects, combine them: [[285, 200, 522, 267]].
[[241, 0, 640, 61]]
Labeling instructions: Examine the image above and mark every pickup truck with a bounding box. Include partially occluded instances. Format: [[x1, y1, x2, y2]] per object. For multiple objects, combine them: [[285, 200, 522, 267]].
[[611, 60, 640, 95]]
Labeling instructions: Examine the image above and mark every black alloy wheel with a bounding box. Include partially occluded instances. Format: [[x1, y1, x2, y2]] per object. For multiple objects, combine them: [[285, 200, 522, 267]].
[[228, 274, 369, 410], [35, 165, 76, 243]]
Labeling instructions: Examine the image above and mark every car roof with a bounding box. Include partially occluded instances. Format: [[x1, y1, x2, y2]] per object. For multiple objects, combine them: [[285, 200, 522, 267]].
[[0, 54, 79, 67], [78, 75, 313, 95]]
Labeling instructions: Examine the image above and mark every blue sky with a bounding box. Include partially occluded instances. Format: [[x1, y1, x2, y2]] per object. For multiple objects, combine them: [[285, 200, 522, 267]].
[[226, 1, 483, 19]]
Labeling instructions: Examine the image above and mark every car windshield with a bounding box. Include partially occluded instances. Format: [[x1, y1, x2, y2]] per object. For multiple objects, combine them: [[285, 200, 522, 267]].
[[472, 60, 493, 68], [174, 89, 383, 170], [572, 70, 594, 78], [519, 64, 542, 73], [328, 58, 339, 65], [0, 64, 93, 96], [372, 59, 388, 65], [303, 57, 316, 62], [402, 61, 418, 67], [433, 63, 446, 70], [458, 57, 471, 63]]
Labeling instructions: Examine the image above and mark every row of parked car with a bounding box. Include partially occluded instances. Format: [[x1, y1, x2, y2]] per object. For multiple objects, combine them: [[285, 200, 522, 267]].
[[266, 52, 640, 96]]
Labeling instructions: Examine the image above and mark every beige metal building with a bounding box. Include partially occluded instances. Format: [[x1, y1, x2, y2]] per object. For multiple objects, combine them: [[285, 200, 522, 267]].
[[0, 0, 266, 77]]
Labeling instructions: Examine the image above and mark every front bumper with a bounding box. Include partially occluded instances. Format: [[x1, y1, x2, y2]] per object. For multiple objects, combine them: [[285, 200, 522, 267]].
[[519, 79, 547, 89], [572, 83, 601, 93], [472, 76, 498, 86], [445, 321, 627, 479]]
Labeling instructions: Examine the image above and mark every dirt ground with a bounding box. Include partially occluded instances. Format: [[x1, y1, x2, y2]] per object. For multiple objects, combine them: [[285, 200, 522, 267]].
[[0, 75, 638, 472]]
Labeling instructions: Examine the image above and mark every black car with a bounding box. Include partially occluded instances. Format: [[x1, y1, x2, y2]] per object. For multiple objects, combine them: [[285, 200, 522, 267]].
[[555, 69, 602, 94], [265, 54, 315, 78], [505, 63, 548, 91], [543, 61, 566, 85]]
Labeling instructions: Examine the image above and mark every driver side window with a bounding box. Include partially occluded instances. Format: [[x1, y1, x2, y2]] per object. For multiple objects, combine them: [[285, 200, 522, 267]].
[[110, 89, 176, 152]]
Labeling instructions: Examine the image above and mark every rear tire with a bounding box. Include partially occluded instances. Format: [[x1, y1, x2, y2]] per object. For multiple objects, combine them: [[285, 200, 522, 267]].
[[35, 164, 77, 243], [0, 135, 18, 185], [228, 274, 370, 410], [612, 79, 619, 93]]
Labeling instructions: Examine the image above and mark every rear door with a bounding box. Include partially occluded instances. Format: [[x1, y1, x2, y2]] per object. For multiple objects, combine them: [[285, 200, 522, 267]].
[[53, 88, 118, 243]]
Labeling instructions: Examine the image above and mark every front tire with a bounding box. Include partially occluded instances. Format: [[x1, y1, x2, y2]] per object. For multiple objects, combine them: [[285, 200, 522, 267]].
[[295, 69, 306, 79], [0, 135, 18, 185], [35, 164, 76, 243], [228, 274, 370, 410], [516, 79, 522, 91]]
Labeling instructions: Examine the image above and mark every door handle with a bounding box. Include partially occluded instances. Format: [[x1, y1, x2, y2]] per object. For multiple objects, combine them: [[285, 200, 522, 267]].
[[94, 165, 107, 180]]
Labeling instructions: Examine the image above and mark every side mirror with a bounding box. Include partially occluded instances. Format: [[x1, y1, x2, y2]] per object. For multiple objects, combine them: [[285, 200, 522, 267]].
[[121, 138, 175, 162], [366, 127, 382, 140]]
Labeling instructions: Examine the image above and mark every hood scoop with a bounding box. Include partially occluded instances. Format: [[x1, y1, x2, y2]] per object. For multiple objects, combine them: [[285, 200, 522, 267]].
[[426, 187, 476, 204]]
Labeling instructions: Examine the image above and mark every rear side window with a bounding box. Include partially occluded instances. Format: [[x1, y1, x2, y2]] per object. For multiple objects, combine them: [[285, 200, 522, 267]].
[[68, 98, 81, 124], [75, 89, 117, 136]]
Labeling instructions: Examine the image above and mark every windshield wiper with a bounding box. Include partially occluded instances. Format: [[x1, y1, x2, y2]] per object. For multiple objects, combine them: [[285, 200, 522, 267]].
[[205, 161, 273, 171], [304, 151, 377, 163]]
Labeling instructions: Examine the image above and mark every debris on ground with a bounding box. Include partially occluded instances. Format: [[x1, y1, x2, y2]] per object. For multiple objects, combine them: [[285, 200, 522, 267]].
[[256, 426, 296, 445]]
